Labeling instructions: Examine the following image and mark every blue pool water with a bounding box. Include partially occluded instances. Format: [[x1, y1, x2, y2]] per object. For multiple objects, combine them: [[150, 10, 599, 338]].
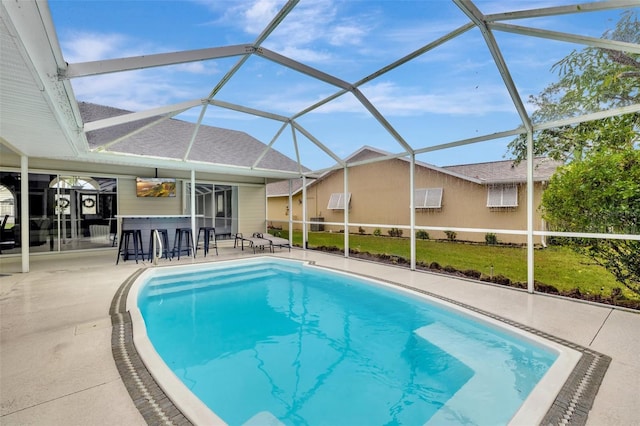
[[138, 259, 557, 425]]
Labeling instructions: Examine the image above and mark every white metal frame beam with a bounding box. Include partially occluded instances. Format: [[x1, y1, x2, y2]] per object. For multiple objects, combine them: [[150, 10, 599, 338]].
[[491, 22, 640, 54], [485, 1, 638, 22], [454, 0, 533, 132], [83, 99, 204, 132], [63, 45, 250, 79]]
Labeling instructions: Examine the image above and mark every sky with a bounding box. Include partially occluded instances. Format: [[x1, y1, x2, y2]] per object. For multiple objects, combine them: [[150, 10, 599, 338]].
[[48, 0, 636, 171]]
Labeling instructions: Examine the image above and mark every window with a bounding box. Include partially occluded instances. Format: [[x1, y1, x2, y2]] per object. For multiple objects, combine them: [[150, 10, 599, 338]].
[[327, 192, 351, 210], [414, 188, 443, 208], [487, 185, 518, 207]]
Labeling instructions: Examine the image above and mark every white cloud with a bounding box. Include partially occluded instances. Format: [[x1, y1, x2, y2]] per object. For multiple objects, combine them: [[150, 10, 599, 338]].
[[250, 79, 515, 118], [71, 70, 202, 113], [61, 32, 134, 62]]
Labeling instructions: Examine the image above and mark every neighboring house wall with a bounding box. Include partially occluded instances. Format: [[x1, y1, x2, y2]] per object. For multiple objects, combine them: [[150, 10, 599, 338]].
[[237, 185, 267, 235], [268, 159, 548, 244]]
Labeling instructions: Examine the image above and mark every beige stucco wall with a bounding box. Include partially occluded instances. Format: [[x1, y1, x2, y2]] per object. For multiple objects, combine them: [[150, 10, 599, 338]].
[[237, 185, 267, 235], [268, 159, 547, 244]]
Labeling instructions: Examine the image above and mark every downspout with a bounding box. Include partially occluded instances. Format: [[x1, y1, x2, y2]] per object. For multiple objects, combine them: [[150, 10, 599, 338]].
[[21, 155, 29, 273]]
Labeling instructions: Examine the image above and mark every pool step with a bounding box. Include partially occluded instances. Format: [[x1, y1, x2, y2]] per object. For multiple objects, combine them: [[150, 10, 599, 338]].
[[145, 267, 278, 298], [149, 263, 270, 287]]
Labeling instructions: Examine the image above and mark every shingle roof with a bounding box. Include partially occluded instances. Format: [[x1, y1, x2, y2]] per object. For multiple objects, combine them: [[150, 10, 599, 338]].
[[444, 157, 562, 183], [266, 146, 562, 196], [79, 102, 301, 172], [266, 178, 305, 197]]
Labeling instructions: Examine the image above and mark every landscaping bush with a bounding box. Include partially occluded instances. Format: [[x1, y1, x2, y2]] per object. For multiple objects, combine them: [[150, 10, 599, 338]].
[[416, 230, 429, 240], [388, 228, 403, 237], [444, 230, 457, 241], [358, 226, 366, 235], [485, 233, 498, 245], [373, 228, 382, 236]]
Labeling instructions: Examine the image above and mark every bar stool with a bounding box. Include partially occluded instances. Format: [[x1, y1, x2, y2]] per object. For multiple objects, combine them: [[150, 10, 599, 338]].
[[116, 229, 144, 264], [172, 227, 195, 260], [196, 226, 218, 256], [148, 228, 171, 261]]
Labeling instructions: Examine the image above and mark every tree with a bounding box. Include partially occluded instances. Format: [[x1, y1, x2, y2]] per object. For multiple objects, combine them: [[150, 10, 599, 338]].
[[508, 11, 640, 163], [507, 11, 640, 295], [542, 148, 640, 294]]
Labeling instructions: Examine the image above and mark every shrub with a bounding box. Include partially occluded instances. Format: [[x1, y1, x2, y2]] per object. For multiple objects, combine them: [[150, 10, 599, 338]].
[[373, 228, 382, 236], [416, 230, 429, 240], [429, 261, 441, 270], [388, 228, 403, 237], [358, 226, 366, 235], [485, 233, 498, 245], [444, 230, 457, 241]]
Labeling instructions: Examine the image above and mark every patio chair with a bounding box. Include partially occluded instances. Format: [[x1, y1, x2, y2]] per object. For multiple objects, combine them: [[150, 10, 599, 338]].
[[234, 232, 271, 254], [261, 232, 291, 252]]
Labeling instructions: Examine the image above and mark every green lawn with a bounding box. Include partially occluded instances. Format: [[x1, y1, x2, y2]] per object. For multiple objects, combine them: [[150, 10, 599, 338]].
[[276, 231, 638, 300]]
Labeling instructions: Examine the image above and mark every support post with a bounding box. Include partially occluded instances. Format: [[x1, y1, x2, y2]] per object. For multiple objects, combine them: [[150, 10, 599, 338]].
[[302, 176, 307, 250], [410, 154, 416, 271], [288, 180, 294, 249], [20, 155, 29, 273], [190, 169, 196, 258], [343, 165, 349, 258], [527, 130, 535, 293]]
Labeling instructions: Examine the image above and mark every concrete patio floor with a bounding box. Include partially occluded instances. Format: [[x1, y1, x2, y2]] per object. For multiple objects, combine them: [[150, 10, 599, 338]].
[[1, 245, 639, 425]]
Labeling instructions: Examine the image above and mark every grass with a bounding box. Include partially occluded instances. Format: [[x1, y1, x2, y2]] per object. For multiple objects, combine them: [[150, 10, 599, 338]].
[[275, 230, 639, 301]]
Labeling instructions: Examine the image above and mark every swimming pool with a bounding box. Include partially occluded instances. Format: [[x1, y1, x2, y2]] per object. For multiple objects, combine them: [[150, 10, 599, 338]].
[[128, 257, 581, 425]]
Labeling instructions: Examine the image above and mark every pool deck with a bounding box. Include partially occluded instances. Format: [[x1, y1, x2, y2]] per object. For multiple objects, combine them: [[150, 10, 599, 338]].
[[1, 246, 639, 425]]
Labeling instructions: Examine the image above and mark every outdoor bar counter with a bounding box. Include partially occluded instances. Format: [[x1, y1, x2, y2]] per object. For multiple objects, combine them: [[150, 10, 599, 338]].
[[116, 215, 204, 255]]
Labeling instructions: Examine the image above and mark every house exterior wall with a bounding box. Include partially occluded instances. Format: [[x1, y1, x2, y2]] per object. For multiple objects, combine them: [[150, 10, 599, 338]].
[[237, 185, 266, 235], [268, 159, 548, 244], [118, 177, 182, 215]]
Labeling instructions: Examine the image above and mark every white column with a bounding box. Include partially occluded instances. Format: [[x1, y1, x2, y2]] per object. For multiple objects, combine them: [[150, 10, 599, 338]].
[[527, 130, 534, 293], [20, 155, 29, 273], [190, 170, 196, 258], [410, 154, 416, 271], [344, 165, 349, 258], [302, 176, 307, 250], [288, 180, 294, 248]]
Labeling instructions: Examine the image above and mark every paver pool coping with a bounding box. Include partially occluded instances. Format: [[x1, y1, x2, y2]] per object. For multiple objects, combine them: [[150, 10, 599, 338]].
[[110, 261, 611, 426]]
